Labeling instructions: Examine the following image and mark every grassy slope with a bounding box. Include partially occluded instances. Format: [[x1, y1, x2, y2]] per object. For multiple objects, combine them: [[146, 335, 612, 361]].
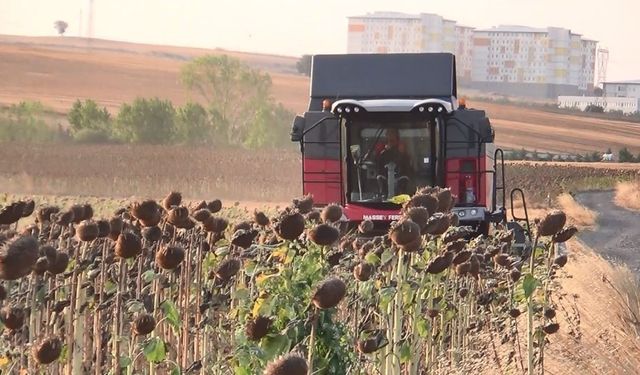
[[2, 35, 640, 154]]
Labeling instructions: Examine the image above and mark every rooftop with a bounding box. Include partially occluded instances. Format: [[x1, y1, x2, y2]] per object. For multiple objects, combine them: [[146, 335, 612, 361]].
[[604, 79, 640, 85], [349, 11, 420, 20], [475, 25, 548, 33]]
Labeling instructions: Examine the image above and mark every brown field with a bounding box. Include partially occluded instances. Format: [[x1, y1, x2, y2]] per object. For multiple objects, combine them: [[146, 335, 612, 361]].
[[1, 143, 638, 211], [2, 35, 640, 155]]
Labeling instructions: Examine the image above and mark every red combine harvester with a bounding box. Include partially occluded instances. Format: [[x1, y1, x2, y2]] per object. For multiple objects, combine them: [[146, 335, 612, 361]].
[[290, 53, 530, 244]]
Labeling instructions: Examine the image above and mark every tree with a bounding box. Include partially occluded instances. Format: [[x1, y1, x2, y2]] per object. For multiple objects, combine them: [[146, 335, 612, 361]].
[[584, 104, 604, 113], [296, 55, 312, 76], [181, 54, 278, 146], [68, 99, 111, 135], [618, 147, 635, 163], [115, 98, 176, 144], [53, 20, 68, 36], [175, 102, 213, 144]]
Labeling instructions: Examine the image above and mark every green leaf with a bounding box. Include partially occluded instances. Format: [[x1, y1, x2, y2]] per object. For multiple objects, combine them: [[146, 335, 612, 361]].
[[233, 288, 250, 302], [378, 286, 396, 310], [381, 248, 394, 266], [170, 365, 181, 375], [143, 337, 166, 363], [160, 300, 182, 328], [104, 280, 117, 294], [126, 300, 146, 314], [365, 252, 381, 265], [142, 270, 157, 283], [244, 260, 257, 276], [522, 273, 540, 299], [416, 318, 429, 338], [119, 356, 132, 369], [260, 334, 290, 361], [399, 343, 412, 363]]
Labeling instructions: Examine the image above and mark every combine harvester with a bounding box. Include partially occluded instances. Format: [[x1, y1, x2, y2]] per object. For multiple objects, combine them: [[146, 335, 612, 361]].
[[290, 53, 530, 247]]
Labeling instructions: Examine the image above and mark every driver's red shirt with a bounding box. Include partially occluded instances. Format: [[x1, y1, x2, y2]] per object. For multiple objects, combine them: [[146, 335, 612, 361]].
[[375, 141, 406, 155]]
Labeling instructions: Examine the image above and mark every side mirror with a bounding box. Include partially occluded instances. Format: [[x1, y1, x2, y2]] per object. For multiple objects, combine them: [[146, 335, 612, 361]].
[[290, 115, 305, 142]]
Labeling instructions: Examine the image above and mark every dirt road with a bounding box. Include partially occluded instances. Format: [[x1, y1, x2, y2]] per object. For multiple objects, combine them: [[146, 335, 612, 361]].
[[575, 190, 640, 271]]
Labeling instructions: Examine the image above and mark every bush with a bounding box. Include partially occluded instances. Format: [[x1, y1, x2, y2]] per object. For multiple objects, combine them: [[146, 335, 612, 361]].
[[0, 101, 61, 142], [68, 99, 111, 137], [175, 102, 213, 144], [584, 104, 604, 113], [619, 147, 636, 163], [296, 55, 312, 76], [115, 98, 176, 144], [72, 128, 113, 143]]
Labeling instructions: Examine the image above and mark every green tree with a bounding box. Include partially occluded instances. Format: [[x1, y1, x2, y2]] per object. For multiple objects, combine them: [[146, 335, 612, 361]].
[[68, 99, 111, 140], [115, 98, 176, 144], [175, 102, 213, 144], [244, 102, 294, 148], [618, 147, 635, 163], [0, 101, 61, 142], [181, 54, 275, 146], [296, 55, 312, 76]]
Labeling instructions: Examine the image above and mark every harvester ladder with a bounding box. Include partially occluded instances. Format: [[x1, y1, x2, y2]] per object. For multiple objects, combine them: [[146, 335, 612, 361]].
[[510, 188, 531, 239], [493, 148, 506, 216]]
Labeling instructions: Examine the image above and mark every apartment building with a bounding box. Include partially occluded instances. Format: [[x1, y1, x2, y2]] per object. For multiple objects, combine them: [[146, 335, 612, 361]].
[[347, 12, 598, 98], [347, 12, 474, 81], [471, 26, 597, 97], [604, 80, 640, 99]]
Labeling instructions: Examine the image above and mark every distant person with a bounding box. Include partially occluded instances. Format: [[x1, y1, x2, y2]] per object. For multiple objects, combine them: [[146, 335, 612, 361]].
[[374, 128, 412, 196]]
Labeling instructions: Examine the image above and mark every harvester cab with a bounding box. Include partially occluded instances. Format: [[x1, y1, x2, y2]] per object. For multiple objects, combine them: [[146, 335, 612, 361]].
[[290, 53, 530, 242]]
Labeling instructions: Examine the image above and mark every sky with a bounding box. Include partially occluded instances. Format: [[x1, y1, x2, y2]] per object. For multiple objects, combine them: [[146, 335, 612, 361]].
[[0, 0, 638, 80]]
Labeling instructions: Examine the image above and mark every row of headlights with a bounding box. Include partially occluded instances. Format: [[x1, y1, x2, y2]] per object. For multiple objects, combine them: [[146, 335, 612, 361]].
[[335, 106, 361, 114], [456, 208, 479, 218], [416, 105, 444, 113], [333, 104, 445, 115]]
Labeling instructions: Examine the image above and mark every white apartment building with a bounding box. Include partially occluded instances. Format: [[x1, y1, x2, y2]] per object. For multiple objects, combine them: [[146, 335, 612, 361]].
[[347, 12, 474, 80], [471, 26, 596, 92], [347, 13, 598, 97], [604, 80, 640, 99]]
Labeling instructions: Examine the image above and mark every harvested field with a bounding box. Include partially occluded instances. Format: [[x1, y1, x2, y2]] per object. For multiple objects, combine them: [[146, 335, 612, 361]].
[[2, 35, 640, 154], [0, 144, 300, 202], [2, 144, 638, 207]]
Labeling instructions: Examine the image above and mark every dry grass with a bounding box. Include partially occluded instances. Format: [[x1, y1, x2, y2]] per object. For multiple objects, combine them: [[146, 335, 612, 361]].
[[556, 193, 598, 229], [614, 180, 640, 211], [543, 241, 640, 374], [607, 265, 640, 337]]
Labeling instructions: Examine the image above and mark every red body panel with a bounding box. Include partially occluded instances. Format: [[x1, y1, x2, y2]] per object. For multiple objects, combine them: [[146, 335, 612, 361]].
[[344, 204, 402, 221], [303, 155, 493, 220], [445, 157, 489, 207], [302, 158, 341, 205]]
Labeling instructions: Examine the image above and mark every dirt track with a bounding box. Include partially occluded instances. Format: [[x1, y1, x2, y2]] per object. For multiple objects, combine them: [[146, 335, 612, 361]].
[[575, 190, 640, 271]]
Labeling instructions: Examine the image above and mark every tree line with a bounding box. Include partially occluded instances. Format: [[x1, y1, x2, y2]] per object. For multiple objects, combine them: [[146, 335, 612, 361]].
[[0, 55, 294, 149]]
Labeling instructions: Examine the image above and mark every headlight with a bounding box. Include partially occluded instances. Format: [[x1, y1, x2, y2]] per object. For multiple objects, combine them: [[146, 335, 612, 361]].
[[353, 107, 360, 113], [470, 209, 478, 216], [418, 106, 425, 112], [457, 210, 466, 217], [345, 107, 351, 113], [428, 107, 434, 112], [336, 107, 343, 113]]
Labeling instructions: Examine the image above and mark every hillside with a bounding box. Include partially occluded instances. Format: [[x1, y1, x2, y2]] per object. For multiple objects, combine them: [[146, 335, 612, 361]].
[[2, 35, 640, 154]]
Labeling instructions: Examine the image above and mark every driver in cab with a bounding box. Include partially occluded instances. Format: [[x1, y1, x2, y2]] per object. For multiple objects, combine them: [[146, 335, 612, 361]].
[[374, 128, 412, 196]]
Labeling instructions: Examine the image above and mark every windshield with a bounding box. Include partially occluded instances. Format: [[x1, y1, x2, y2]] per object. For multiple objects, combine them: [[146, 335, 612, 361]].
[[346, 115, 435, 203]]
